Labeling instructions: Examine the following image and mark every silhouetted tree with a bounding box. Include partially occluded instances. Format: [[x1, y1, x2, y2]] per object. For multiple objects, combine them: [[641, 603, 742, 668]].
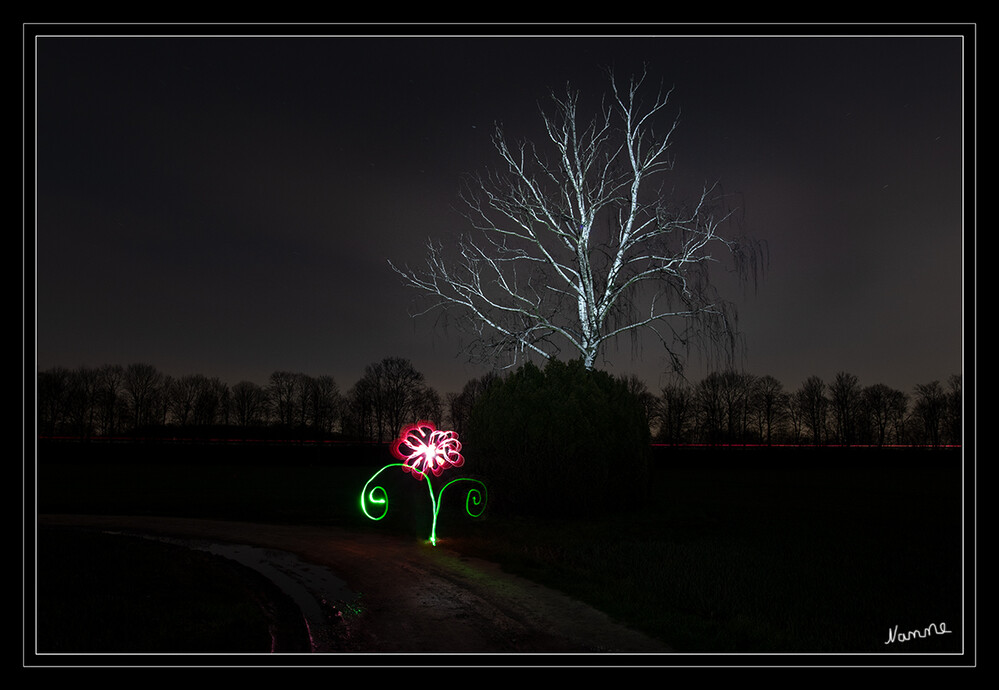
[[783, 387, 804, 444], [192, 376, 229, 427], [413, 385, 444, 428], [796, 376, 828, 446], [166, 374, 200, 427], [291, 373, 317, 430], [862, 383, 897, 446], [944, 374, 962, 446], [123, 363, 165, 432], [695, 371, 726, 442], [267, 371, 299, 430], [230, 380, 268, 429], [656, 377, 694, 443], [860, 382, 908, 446], [446, 373, 499, 438], [751, 374, 787, 445], [829, 371, 862, 445], [155, 374, 173, 428], [63, 366, 99, 437], [38, 367, 70, 436], [889, 388, 910, 445], [344, 376, 377, 443], [308, 375, 342, 435], [347, 357, 432, 442], [690, 370, 756, 442], [913, 380, 947, 446], [717, 370, 755, 442], [36, 360, 959, 449], [379, 357, 429, 441], [95, 364, 125, 436], [623, 375, 657, 437], [466, 359, 650, 517]]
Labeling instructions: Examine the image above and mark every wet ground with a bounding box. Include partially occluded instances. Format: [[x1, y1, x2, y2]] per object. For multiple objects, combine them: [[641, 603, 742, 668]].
[[144, 535, 358, 652], [36, 514, 672, 658]]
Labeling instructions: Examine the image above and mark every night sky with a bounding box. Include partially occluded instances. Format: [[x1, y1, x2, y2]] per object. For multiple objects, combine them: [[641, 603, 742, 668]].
[[31, 28, 970, 399]]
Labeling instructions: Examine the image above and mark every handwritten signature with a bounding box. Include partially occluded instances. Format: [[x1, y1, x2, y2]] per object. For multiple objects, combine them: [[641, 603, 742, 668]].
[[885, 621, 952, 645]]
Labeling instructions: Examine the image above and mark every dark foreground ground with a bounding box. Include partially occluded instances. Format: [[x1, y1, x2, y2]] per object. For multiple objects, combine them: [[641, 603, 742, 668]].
[[36, 513, 672, 659], [27, 442, 972, 664]]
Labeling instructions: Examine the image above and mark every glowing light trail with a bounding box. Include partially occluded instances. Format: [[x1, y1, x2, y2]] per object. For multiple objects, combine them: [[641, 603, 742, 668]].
[[390, 421, 465, 479], [360, 421, 487, 546]]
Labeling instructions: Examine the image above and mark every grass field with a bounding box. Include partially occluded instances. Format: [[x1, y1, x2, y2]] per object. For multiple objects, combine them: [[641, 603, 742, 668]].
[[31, 442, 968, 655]]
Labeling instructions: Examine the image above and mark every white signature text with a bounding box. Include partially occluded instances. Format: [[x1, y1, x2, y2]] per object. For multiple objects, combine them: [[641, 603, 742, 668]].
[[885, 621, 952, 645]]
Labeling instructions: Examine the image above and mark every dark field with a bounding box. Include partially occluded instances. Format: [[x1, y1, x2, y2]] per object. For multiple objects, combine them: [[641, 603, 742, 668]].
[[35, 526, 313, 653], [30, 441, 969, 657]]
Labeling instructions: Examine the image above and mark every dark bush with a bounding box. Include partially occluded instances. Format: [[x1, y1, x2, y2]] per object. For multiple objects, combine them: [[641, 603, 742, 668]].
[[464, 359, 651, 518]]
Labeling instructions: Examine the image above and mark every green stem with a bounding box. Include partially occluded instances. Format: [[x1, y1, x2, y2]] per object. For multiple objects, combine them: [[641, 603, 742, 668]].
[[360, 464, 487, 545]]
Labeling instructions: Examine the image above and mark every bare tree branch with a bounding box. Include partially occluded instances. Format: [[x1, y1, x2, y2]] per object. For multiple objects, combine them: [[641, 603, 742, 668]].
[[390, 67, 763, 372]]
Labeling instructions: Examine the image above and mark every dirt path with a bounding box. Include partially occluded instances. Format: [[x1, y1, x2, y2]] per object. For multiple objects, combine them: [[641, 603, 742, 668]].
[[37, 514, 672, 656]]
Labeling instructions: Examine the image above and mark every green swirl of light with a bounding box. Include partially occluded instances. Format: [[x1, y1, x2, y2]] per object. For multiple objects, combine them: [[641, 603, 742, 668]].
[[431, 478, 488, 545], [359, 463, 405, 521], [359, 463, 487, 546]]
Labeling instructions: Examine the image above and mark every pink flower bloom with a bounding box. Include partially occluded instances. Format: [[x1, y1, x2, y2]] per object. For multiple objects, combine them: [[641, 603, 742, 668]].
[[390, 421, 465, 480]]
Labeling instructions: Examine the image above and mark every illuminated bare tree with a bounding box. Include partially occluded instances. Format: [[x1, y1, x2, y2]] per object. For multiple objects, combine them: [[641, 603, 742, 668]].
[[391, 68, 760, 372]]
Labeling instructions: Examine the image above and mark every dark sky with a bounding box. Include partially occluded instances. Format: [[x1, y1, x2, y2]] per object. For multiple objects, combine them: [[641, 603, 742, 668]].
[[31, 28, 969, 398]]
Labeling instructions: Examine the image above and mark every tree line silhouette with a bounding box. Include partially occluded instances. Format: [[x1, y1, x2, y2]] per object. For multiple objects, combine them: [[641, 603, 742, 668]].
[[35, 358, 962, 447]]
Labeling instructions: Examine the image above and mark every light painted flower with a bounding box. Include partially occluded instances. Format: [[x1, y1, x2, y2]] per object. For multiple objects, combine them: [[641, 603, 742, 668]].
[[390, 421, 464, 480]]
